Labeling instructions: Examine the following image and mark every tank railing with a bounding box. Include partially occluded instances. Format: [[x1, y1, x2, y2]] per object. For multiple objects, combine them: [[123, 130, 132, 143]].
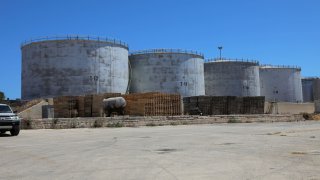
[[302, 76, 320, 79], [260, 64, 301, 70], [21, 35, 129, 49], [130, 49, 204, 58], [205, 58, 259, 64]]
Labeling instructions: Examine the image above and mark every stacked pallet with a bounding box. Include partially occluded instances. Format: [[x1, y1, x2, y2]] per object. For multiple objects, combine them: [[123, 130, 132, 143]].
[[242, 96, 265, 114], [53, 96, 81, 118], [53, 93, 121, 118], [78, 93, 121, 117], [91, 93, 121, 117], [183, 96, 265, 115], [123, 92, 182, 116]]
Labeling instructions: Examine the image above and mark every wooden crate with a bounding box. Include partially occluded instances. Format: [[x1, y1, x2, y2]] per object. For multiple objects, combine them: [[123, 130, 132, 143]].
[[123, 92, 182, 116]]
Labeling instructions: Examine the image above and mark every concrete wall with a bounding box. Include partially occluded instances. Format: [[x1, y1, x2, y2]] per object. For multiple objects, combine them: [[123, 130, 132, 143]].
[[204, 60, 260, 96], [260, 67, 303, 102], [18, 100, 49, 120], [302, 78, 314, 102], [129, 50, 205, 97], [265, 102, 314, 114], [315, 100, 320, 113], [20, 114, 304, 129], [21, 38, 129, 100]]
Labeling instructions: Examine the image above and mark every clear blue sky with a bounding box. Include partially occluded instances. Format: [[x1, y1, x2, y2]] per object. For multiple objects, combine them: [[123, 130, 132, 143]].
[[1, 0, 319, 99]]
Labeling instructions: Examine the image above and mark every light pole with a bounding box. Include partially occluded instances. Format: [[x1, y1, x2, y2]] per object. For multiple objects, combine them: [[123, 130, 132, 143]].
[[218, 46, 223, 60]]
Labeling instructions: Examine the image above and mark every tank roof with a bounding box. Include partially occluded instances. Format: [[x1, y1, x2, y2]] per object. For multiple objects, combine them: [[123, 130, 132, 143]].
[[260, 64, 301, 71], [205, 58, 259, 65], [21, 35, 129, 50], [130, 49, 204, 58]]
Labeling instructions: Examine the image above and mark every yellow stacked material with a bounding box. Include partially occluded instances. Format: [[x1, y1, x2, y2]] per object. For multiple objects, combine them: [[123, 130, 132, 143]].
[[53, 92, 181, 117], [14, 99, 43, 113], [123, 92, 181, 116], [91, 93, 121, 117], [82, 93, 121, 117], [53, 96, 81, 118], [311, 114, 320, 120]]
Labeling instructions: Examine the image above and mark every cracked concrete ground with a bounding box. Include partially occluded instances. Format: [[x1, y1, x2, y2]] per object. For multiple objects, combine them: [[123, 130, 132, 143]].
[[1, 121, 320, 180]]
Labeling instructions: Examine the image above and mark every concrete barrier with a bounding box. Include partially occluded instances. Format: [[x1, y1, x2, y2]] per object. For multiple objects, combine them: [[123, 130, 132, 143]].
[[315, 100, 320, 113], [20, 114, 304, 129], [264, 102, 314, 114]]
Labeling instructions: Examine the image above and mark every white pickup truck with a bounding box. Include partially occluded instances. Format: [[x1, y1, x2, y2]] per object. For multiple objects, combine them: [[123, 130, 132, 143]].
[[0, 104, 20, 136]]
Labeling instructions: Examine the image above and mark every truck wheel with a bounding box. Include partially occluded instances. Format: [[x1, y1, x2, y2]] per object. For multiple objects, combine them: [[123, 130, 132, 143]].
[[10, 125, 20, 136]]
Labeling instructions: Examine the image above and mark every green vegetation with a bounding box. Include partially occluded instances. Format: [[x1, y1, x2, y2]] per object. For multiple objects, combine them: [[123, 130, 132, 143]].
[[23, 119, 32, 129], [302, 113, 312, 120], [227, 117, 241, 123], [146, 122, 156, 126], [106, 122, 124, 128], [93, 120, 103, 128], [0, 91, 5, 101], [170, 122, 178, 126]]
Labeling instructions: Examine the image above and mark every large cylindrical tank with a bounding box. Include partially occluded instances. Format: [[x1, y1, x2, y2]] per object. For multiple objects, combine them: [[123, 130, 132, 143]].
[[302, 77, 316, 102], [259, 65, 303, 102], [129, 49, 205, 97], [204, 59, 260, 96], [313, 78, 320, 101], [21, 36, 129, 100]]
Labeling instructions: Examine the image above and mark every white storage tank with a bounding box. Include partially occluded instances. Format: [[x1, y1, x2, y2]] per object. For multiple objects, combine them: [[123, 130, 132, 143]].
[[204, 59, 260, 96], [260, 65, 303, 102], [129, 49, 205, 97], [21, 36, 129, 100]]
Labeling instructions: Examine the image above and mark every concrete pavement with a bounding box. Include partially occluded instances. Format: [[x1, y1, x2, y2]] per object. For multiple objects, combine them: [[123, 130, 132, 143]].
[[1, 121, 320, 180]]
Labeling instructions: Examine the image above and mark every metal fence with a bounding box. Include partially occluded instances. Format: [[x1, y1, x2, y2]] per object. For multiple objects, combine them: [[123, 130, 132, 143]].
[[21, 35, 129, 49], [130, 49, 204, 58], [260, 64, 301, 70], [205, 58, 259, 64], [301, 76, 320, 80]]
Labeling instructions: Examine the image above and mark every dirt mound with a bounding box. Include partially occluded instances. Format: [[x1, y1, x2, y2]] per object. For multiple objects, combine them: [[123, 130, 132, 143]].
[[311, 114, 320, 120]]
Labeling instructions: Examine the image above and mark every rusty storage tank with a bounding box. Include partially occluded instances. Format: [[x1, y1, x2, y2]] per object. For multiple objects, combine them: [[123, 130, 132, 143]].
[[21, 36, 129, 100], [301, 77, 317, 102], [259, 65, 303, 102], [204, 59, 260, 96], [129, 49, 205, 97]]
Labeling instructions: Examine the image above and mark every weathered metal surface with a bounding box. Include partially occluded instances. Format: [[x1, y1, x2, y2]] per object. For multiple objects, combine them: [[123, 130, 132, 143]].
[[259, 66, 303, 102], [129, 50, 205, 97], [313, 79, 320, 101], [204, 60, 260, 97], [21, 38, 129, 100], [302, 78, 315, 102]]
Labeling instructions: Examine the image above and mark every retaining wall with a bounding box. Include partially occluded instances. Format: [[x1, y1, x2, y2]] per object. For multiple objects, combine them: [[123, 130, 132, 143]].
[[20, 114, 304, 129]]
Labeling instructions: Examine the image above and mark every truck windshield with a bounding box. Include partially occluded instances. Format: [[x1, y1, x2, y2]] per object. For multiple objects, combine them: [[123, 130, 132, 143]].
[[0, 105, 12, 113]]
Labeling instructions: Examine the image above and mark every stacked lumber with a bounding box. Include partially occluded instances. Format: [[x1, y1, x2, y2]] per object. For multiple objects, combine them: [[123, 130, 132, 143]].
[[53, 93, 122, 118], [242, 96, 265, 114], [91, 93, 121, 117], [53, 92, 182, 117], [183, 96, 265, 115], [53, 96, 81, 118], [123, 92, 182, 116]]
